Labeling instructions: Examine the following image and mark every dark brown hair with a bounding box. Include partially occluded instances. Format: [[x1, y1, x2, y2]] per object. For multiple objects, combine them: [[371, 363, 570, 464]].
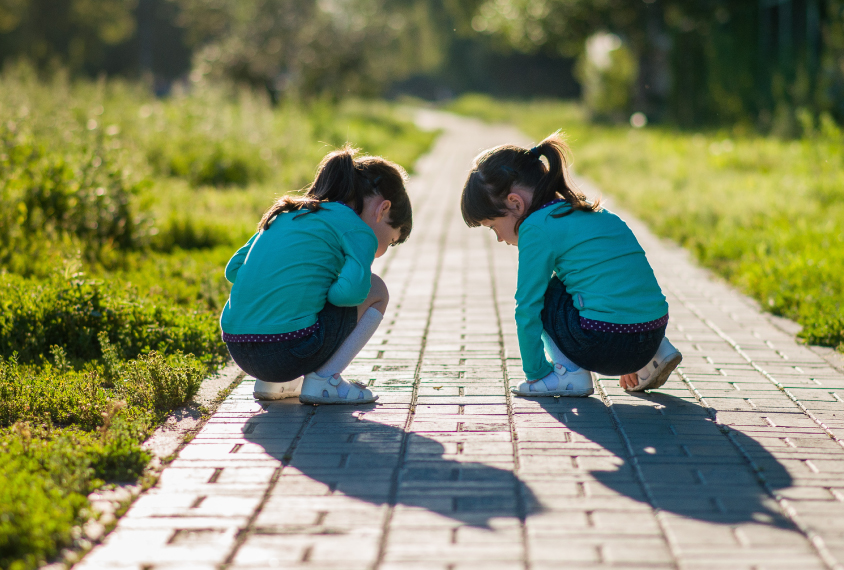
[[259, 144, 412, 244], [460, 132, 600, 233]]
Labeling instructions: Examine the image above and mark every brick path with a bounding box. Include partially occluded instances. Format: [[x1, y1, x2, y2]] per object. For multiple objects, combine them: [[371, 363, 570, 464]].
[[77, 111, 844, 570]]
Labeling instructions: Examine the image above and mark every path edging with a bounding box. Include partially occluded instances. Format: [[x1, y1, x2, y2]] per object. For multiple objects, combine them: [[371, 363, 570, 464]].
[[50, 362, 245, 570]]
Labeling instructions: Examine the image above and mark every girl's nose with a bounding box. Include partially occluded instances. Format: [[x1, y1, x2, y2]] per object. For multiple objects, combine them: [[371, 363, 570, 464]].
[[497, 235, 504, 242]]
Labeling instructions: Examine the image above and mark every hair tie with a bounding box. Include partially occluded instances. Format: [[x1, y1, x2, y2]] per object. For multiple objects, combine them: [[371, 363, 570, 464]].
[[528, 146, 541, 158], [371, 176, 382, 187]]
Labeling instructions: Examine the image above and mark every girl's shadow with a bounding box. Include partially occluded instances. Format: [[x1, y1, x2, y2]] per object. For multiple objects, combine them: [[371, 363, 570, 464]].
[[242, 392, 794, 530], [243, 402, 544, 529], [535, 392, 795, 527]]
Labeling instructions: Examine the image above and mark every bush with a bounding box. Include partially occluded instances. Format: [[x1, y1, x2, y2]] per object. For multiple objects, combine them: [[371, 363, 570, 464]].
[[0, 127, 149, 250], [119, 350, 206, 413], [0, 348, 205, 429], [0, 66, 154, 275], [92, 246, 235, 312], [575, 33, 638, 123], [0, 273, 227, 366], [151, 214, 237, 252], [0, 420, 151, 570], [0, 344, 203, 568], [0, 425, 92, 570]]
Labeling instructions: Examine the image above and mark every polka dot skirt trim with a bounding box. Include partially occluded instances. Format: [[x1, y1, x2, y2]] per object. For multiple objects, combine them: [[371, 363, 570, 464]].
[[580, 313, 669, 334], [222, 322, 320, 343]]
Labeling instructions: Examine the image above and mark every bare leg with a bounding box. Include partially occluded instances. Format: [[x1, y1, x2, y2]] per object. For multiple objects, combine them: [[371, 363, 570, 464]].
[[358, 274, 389, 319], [318, 274, 388, 378]]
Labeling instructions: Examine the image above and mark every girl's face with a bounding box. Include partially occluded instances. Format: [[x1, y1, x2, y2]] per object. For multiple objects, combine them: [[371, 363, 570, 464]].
[[372, 215, 401, 258], [480, 185, 532, 246], [481, 213, 519, 246], [361, 196, 402, 257]]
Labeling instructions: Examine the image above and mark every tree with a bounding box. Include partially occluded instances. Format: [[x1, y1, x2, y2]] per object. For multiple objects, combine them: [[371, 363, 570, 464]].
[[0, 0, 137, 73], [171, 0, 447, 99], [467, 0, 844, 127]]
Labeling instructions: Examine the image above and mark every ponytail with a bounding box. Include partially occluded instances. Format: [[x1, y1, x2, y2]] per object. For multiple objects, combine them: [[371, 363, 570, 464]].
[[460, 132, 601, 233], [258, 144, 413, 243]]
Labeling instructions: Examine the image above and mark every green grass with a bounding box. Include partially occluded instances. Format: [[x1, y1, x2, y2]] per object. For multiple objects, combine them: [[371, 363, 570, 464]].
[[446, 94, 844, 352], [0, 64, 437, 569]]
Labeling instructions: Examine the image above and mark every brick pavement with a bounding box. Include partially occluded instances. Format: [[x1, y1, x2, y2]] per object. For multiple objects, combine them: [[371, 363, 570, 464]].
[[76, 111, 844, 570]]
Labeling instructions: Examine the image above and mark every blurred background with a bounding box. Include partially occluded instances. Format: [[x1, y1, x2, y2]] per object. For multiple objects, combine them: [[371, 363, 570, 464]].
[[2, 0, 843, 131]]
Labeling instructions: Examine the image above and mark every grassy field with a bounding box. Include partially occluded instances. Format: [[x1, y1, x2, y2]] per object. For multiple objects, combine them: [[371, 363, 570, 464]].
[[447, 95, 844, 352], [0, 65, 436, 570]]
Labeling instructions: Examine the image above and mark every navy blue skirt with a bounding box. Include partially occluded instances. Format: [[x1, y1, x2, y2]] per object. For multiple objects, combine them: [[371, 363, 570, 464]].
[[225, 301, 358, 383], [541, 277, 665, 376]]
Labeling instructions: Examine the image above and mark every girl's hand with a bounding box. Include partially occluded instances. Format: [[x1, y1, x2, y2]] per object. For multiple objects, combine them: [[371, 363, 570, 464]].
[[619, 373, 640, 390]]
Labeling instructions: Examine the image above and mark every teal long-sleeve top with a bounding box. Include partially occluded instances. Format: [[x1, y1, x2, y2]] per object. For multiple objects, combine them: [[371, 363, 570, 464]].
[[220, 202, 377, 334], [515, 202, 668, 380]]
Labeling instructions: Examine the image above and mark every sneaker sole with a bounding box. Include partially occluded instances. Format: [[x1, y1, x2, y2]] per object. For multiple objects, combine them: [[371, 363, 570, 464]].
[[510, 387, 594, 398], [254, 391, 300, 400], [626, 352, 683, 392], [299, 394, 379, 405]]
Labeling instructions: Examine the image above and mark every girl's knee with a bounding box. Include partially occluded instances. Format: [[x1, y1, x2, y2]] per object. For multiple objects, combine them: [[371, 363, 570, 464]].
[[366, 274, 389, 314], [371, 273, 388, 297]]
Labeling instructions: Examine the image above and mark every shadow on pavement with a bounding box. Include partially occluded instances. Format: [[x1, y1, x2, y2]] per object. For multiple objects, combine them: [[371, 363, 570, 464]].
[[537, 391, 795, 528], [244, 402, 544, 528]]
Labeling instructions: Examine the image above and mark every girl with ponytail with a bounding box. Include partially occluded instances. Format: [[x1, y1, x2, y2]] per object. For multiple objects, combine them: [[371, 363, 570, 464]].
[[461, 133, 681, 397], [221, 145, 412, 404]]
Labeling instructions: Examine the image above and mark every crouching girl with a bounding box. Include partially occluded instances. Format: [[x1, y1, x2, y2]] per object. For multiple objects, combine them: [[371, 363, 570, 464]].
[[221, 146, 411, 404], [460, 133, 681, 396]]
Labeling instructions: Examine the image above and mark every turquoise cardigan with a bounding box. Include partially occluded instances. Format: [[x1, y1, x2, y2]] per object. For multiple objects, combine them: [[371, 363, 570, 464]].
[[220, 202, 377, 335], [515, 203, 668, 379]]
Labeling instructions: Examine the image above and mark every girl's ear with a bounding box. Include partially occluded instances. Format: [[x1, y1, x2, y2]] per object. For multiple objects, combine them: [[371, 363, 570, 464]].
[[375, 199, 392, 223], [506, 192, 525, 215]]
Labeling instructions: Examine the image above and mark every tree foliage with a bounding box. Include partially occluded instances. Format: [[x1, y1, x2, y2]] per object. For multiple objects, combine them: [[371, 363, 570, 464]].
[[173, 0, 447, 98], [467, 0, 844, 128], [0, 0, 137, 72]]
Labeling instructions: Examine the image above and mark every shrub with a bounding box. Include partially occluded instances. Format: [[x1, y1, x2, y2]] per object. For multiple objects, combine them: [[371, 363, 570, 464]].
[[575, 33, 638, 123], [0, 425, 92, 570], [0, 128, 149, 250], [0, 420, 151, 570], [113, 349, 206, 413], [0, 348, 205, 429], [151, 214, 237, 252], [0, 337, 202, 569], [0, 273, 227, 366], [0, 67, 153, 274], [93, 246, 235, 312]]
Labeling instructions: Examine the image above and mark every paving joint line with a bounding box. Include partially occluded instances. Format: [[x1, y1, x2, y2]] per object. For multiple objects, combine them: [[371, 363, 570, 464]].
[[594, 378, 681, 570], [486, 235, 530, 570], [372, 199, 452, 570], [219, 406, 317, 569], [676, 368, 843, 570], [670, 284, 844, 451]]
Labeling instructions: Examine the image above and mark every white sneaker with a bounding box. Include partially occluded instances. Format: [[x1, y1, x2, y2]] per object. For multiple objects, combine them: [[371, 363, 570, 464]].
[[626, 337, 683, 392], [299, 372, 378, 405], [511, 363, 595, 397], [253, 377, 303, 400]]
